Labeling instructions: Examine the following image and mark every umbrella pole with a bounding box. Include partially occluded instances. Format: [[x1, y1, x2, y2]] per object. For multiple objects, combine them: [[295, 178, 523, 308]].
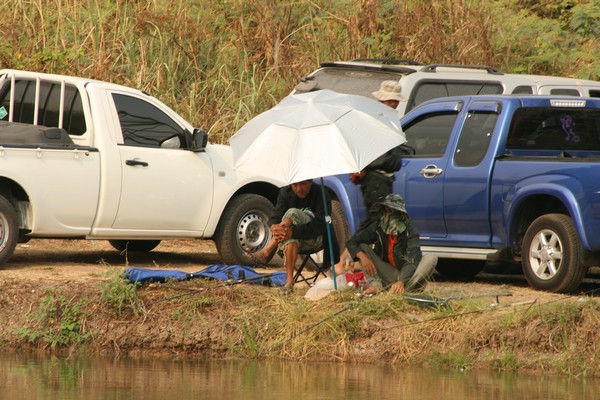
[[320, 177, 338, 291]]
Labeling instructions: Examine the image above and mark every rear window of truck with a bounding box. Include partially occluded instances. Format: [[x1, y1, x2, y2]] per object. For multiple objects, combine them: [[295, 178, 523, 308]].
[[0, 79, 87, 136]]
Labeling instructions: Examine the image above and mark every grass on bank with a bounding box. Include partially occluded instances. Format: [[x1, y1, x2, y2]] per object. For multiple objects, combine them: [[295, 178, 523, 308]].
[[11, 270, 600, 377]]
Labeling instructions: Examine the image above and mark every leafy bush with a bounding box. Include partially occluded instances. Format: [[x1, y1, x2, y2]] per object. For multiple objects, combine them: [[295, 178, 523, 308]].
[[17, 289, 91, 347]]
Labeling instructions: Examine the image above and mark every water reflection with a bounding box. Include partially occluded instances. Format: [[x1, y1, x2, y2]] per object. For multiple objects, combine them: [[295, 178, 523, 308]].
[[0, 351, 597, 400]]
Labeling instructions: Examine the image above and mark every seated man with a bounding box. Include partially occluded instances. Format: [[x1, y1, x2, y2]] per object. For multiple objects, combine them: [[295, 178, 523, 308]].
[[335, 193, 437, 294], [251, 179, 335, 291]]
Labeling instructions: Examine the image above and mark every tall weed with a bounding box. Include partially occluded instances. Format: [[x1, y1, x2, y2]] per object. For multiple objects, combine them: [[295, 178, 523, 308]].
[[0, 0, 597, 142], [99, 268, 142, 315]]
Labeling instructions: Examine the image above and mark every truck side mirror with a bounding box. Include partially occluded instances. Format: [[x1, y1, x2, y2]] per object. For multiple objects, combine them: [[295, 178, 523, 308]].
[[191, 128, 208, 152]]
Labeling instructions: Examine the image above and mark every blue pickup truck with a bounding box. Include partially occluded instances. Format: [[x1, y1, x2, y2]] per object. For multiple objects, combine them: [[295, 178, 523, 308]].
[[325, 95, 600, 293]]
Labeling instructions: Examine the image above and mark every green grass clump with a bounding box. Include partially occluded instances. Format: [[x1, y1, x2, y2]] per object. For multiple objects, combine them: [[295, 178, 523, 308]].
[[99, 268, 142, 315], [16, 289, 91, 348]]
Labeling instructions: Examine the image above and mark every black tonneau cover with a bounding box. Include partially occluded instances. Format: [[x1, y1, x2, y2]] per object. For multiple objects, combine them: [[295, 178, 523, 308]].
[[0, 121, 74, 146]]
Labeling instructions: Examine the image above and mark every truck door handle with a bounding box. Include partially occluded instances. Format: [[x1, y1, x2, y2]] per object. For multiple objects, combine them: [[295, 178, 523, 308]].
[[419, 164, 443, 178], [125, 159, 149, 167]]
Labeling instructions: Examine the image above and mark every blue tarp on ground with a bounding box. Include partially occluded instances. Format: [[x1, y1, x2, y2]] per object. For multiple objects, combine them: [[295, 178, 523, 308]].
[[124, 264, 287, 287]]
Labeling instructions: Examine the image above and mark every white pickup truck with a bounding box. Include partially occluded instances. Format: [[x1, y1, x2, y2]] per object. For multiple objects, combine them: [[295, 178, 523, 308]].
[[0, 69, 282, 265]]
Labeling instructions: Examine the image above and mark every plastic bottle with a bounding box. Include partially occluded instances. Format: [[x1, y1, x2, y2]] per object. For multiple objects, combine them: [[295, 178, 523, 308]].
[[344, 257, 354, 270]]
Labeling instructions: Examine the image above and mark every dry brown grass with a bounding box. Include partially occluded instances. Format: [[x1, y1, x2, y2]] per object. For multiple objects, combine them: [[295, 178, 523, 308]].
[[1, 1, 597, 142]]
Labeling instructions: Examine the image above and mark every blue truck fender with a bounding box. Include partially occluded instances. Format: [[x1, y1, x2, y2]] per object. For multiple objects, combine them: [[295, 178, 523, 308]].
[[503, 180, 590, 251]]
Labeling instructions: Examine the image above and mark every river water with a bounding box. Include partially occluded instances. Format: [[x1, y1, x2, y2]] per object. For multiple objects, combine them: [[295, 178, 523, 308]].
[[0, 352, 597, 400]]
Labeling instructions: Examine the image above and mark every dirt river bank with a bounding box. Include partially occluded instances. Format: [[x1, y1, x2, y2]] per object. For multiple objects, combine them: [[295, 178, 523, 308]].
[[1, 239, 600, 377]]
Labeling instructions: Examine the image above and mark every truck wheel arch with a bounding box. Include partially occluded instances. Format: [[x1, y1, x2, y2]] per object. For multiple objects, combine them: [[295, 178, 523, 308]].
[[214, 193, 274, 266], [507, 193, 571, 258]]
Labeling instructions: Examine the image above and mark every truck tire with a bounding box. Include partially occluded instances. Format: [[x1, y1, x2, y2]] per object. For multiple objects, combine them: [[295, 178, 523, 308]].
[[522, 213, 586, 293], [0, 195, 18, 265], [108, 240, 161, 252], [214, 193, 273, 266]]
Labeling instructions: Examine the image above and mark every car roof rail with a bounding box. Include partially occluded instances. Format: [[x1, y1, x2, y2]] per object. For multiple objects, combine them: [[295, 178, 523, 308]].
[[351, 58, 422, 66], [319, 61, 418, 75], [421, 64, 504, 75]]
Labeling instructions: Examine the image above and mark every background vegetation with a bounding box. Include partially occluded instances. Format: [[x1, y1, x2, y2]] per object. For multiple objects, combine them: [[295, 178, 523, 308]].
[[1, 0, 598, 143]]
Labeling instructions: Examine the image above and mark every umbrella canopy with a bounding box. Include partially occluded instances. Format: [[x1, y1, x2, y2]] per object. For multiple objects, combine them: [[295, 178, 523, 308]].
[[230, 89, 407, 290], [230, 89, 406, 185]]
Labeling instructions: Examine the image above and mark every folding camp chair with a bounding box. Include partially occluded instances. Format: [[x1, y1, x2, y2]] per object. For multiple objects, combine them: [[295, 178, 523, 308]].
[[292, 248, 330, 286], [291, 229, 340, 287]]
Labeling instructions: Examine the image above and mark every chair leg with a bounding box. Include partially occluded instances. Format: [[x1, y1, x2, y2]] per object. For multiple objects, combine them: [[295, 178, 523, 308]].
[[293, 253, 328, 286]]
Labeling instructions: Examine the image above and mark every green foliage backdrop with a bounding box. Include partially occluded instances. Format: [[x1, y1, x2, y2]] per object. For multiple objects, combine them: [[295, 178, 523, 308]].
[[1, 0, 598, 142]]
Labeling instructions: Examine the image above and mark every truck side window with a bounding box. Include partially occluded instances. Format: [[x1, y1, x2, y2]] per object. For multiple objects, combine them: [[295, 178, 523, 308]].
[[455, 111, 498, 167], [550, 88, 580, 96], [403, 112, 458, 156], [511, 86, 533, 94], [506, 108, 600, 151], [0, 79, 87, 135], [408, 81, 502, 112], [112, 94, 185, 149]]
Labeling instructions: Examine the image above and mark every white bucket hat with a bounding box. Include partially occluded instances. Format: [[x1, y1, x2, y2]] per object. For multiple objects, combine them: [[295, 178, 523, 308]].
[[372, 80, 406, 102]]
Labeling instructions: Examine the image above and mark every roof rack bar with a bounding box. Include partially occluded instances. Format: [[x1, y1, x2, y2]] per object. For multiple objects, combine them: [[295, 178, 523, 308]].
[[351, 58, 421, 66], [421, 64, 504, 75], [319, 61, 418, 75]]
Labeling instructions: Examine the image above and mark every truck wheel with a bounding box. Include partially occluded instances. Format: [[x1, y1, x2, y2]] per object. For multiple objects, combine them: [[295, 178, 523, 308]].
[[522, 213, 586, 293], [0, 196, 18, 265], [435, 259, 485, 279], [331, 198, 351, 249], [108, 240, 161, 252], [214, 194, 273, 266]]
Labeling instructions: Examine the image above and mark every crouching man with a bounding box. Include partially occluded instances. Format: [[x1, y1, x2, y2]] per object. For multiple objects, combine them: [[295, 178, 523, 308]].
[[336, 194, 437, 294]]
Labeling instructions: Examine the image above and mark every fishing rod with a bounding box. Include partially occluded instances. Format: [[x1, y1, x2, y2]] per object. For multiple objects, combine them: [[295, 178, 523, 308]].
[[261, 302, 356, 357], [394, 287, 600, 332], [261, 281, 400, 356], [146, 271, 281, 306], [401, 292, 513, 308], [261, 287, 513, 356]]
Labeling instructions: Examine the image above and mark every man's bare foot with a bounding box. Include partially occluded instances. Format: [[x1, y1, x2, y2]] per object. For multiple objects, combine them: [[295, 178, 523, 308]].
[[362, 285, 380, 295], [245, 251, 267, 266], [281, 282, 294, 294]]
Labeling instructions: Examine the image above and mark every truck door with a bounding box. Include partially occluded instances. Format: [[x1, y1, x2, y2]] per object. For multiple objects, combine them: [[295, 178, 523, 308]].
[[109, 92, 213, 233], [442, 100, 501, 246], [395, 101, 462, 239]]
